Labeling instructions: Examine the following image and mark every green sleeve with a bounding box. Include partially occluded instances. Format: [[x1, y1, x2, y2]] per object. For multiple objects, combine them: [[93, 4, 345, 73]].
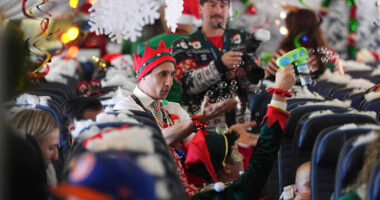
[[338, 191, 361, 200], [192, 107, 288, 200]]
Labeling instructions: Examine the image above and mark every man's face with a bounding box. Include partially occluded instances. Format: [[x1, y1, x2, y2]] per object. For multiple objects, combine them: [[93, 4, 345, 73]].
[[200, 0, 230, 30], [138, 62, 175, 100]]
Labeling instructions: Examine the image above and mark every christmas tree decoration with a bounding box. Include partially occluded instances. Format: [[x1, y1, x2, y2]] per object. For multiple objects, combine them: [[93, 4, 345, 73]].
[[165, 0, 184, 33], [88, 0, 160, 43]]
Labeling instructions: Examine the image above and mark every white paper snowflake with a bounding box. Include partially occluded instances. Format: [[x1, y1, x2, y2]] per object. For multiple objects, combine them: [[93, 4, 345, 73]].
[[165, 0, 184, 32], [88, 0, 160, 43]]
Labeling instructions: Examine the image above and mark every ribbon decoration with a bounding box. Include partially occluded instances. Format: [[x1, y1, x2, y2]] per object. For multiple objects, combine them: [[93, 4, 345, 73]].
[[36, 0, 52, 17], [22, 0, 51, 18], [26, 18, 51, 78], [22, 0, 36, 18], [26, 40, 51, 78]]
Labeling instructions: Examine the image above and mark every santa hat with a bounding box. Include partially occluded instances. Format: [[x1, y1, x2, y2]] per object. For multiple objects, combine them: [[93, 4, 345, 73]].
[[51, 152, 156, 200], [103, 53, 122, 63], [184, 129, 239, 192], [177, 0, 201, 25], [133, 40, 176, 82]]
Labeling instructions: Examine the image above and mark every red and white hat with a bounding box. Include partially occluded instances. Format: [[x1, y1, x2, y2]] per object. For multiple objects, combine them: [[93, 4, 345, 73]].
[[177, 0, 201, 25]]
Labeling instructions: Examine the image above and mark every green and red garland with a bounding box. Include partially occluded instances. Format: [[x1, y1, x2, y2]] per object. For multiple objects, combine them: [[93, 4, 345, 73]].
[[320, 0, 358, 59]]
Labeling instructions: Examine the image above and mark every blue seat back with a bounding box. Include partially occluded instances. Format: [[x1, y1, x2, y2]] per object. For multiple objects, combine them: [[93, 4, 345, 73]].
[[330, 88, 354, 100], [334, 137, 370, 199], [348, 92, 366, 110], [296, 113, 378, 167], [312, 128, 376, 200], [361, 98, 380, 120], [278, 105, 348, 190]]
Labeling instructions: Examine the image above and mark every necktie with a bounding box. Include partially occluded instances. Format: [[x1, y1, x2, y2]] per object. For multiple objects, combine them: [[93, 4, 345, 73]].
[[152, 100, 165, 127]]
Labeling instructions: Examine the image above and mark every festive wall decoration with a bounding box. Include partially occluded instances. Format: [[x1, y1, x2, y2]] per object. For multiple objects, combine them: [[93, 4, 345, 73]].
[[88, 0, 160, 43], [321, 0, 357, 58], [165, 0, 184, 32]]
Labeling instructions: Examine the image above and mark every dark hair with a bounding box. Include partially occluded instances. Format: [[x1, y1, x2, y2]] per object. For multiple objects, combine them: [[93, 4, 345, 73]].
[[63, 97, 103, 121], [189, 131, 239, 182], [200, 0, 230, 6], [279, 9, 328, 77]]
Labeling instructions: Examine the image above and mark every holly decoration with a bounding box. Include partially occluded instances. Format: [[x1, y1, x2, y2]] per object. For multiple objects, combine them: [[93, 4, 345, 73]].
[[321, 0, 357, 59]]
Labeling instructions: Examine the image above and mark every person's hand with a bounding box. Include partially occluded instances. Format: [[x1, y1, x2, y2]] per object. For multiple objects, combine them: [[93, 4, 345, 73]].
[[221, 51, 243, 69], [197, 96, 237, 121], [227, 121, 259, 148], [294, 192, 311, 200], [274, 65, 296, 91]]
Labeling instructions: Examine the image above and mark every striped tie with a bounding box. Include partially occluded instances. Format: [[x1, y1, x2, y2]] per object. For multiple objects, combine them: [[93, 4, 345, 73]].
[[152, 100, 165, 127]]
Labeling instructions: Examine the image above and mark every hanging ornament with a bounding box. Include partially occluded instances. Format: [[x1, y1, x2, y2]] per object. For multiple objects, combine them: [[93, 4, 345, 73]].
[[347, 0, 357, 58], [247, 3, 256, 15], [88, 0, 160, 43]]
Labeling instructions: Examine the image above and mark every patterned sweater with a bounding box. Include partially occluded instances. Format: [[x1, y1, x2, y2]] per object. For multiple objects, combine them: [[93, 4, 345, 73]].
[[172, 28, 257, 128]]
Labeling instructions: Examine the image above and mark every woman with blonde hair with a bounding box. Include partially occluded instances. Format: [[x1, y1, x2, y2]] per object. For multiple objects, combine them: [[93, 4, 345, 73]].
[[11, 109, 60, 186], [339, 131, 380, 200]]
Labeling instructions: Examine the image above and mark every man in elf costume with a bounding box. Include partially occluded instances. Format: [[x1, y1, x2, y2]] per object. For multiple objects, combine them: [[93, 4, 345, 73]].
[[145, 0, 201, 103], [185, 65, 296, 200], [172, 0, 265, 129], [114, 41, 238, 197]]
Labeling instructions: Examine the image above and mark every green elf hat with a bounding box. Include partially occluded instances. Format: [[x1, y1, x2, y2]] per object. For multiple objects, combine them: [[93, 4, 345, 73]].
[[133, 40, 176, 82], [184, 129, 239, 192]]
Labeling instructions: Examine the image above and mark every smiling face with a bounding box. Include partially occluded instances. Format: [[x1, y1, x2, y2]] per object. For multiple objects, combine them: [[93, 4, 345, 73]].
[[138, 62, 175, 100], [200, 0, 230, 30]]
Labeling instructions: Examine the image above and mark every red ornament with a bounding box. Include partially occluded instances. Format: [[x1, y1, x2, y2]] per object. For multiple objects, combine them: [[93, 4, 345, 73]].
[[247, 4, 256, 15]]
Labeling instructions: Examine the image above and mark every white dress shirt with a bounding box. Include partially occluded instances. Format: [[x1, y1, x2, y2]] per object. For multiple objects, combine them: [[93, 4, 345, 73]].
[[114, 86, 191, 129]]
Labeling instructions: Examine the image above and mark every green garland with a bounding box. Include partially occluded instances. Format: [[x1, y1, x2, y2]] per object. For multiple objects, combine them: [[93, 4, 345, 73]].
[[321, 0, 357, 58]]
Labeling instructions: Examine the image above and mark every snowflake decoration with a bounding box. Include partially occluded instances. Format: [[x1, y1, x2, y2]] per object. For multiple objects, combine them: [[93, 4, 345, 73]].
[[165, 0, 184, 32], [88, 0, 160, 43]]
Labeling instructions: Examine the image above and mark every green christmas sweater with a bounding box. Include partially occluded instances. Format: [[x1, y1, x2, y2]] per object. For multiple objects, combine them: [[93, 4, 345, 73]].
[[172, 28, 257, 127]]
